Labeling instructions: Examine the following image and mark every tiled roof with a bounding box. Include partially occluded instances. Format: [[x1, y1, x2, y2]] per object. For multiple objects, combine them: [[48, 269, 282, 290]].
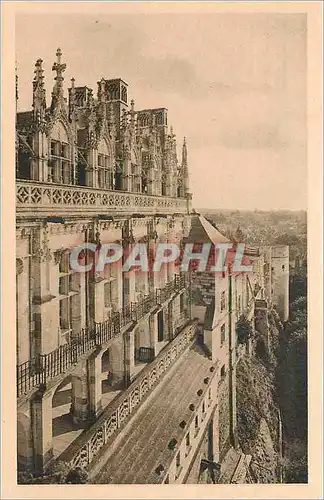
[[95, 346, 216, 484], [187, 216, 230, 245]]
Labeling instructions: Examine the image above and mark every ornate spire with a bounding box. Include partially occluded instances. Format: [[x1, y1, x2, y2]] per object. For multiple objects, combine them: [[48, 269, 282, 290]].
[[51, 48, 66, 102], [32, 58, 46, 119], [182, 136, 187, 166], [68, 77, 76, 120], [130, 99, 136, 131], [97, 78, 107, 103], [85, 88, 97, 147]]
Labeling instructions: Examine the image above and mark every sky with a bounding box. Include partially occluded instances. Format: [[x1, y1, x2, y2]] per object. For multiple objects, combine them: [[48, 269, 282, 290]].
[[15, 10, 307, 210]]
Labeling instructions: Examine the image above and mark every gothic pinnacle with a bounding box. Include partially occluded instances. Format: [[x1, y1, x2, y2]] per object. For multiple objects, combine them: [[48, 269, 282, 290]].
[[52, 47, 66, 98], [34, 59, 44, 83], [98, 78, 106, 102], [182, 136, 188, 167], [33, 58, 46, 115]]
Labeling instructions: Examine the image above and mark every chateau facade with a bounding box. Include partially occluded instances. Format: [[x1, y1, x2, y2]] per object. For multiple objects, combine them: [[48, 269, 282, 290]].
[[16, 49, 288, 483]]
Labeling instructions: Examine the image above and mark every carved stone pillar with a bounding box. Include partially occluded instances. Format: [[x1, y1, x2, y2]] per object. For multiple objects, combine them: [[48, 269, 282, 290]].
[[17, 407, 34, 472], [87, 348, 104, 420], [31, 390, 53, 473], [71, 361, 89, 423], [16, 257, 31, 365], [31, 131, 48, 181], [32, 225, 56, 355], [123, 327, 135, 387], [85, 148, 98, 188], [121, 150, 132, 192]]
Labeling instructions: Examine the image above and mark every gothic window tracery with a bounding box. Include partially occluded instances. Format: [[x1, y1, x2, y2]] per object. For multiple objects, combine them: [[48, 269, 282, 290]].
[[17, 134, 34, 180], [97, 139, 114, 189], [140, 115, 149, 127], [121, 86, 127, 103], [109, 86, 118, 100], [48, 121, 72, 184]]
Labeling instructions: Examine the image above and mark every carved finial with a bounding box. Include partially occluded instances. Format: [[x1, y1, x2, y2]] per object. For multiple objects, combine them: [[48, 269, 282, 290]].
[[182, 136, 187, 164], [33, 58, 46, 118], [52, 47, 66, 99], [170, 126, 173, 136], [130, 99, 136, 130], [68, 77, 76, 120], [181, 136, 189, 193], [97, 78, 107, 102]]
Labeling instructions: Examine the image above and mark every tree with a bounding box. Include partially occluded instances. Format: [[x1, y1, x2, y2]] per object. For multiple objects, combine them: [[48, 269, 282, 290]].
[[236, 315, 253, 345]]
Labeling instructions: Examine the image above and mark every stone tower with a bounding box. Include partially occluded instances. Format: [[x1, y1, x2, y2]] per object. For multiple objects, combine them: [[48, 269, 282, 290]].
[[270, 245, 289, 322]]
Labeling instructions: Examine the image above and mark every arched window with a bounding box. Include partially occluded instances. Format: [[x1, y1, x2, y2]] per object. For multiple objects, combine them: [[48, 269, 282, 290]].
[[121, 86, 127, 103], [17, 135, 33, 180], [110, 86, 118, 100], [97, 139, 113, 189], [49, 121, 72, 184]]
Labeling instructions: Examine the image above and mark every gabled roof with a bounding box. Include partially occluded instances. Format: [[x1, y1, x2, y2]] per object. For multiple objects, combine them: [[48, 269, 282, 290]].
[[187, 215, 230, 245]]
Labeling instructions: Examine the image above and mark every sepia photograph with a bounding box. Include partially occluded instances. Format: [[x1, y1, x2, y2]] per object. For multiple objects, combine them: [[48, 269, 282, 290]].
[[1, 1, 323, 498]]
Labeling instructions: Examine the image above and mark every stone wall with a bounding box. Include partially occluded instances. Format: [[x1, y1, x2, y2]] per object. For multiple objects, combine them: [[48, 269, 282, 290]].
[[185, 429, 210, 484], [218, 373, 230, 457]]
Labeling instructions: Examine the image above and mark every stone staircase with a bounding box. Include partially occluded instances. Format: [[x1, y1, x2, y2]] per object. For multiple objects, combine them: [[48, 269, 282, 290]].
[[95, 346, 214, 484]]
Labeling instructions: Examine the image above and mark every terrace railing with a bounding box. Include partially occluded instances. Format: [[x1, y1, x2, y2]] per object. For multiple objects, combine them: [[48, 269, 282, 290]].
[[16, 180, 189, 217]]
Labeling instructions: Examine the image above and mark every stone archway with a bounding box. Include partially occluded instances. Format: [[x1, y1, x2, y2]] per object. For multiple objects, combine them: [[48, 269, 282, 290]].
[[101, 340, 124, 408], [51, 374, 87, 458]]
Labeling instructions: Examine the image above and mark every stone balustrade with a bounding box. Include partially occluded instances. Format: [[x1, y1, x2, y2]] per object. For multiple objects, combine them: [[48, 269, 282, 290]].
[[59, 319, 198, 470], [16, 180, 189, 217]]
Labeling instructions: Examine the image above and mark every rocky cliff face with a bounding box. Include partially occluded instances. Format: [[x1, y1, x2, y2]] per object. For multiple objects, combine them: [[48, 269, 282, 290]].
[[236, 311, 282, 483]]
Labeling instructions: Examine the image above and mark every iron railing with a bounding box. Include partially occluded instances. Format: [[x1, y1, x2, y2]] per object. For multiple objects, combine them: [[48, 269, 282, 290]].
[[17, 274, 189, 397], [135, 347, 155, 364]]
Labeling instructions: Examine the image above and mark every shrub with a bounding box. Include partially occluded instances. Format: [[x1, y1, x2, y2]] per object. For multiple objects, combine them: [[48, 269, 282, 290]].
[[65, 467, 88, 484], [17, 461, 88, 484], [236, 315, 253, 345]]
